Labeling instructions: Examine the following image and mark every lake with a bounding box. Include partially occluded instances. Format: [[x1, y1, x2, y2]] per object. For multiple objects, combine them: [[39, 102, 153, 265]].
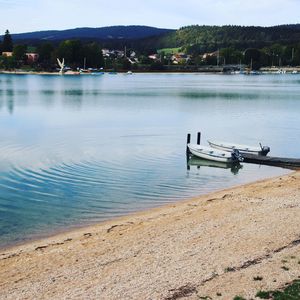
[[0, 73, 298, 248]]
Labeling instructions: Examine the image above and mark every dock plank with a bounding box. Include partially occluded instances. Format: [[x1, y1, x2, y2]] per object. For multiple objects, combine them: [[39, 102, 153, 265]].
[[242, 153, 300, 169]]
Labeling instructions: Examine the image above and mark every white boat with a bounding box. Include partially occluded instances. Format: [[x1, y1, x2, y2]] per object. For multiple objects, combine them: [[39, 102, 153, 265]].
[[187, 144, 243, 163], [207, 140, 270, 156]]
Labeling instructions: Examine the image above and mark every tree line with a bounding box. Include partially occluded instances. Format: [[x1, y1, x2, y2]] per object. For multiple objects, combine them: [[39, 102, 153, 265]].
[[0, 30, 105, 70], [1, 26, 300, 72]]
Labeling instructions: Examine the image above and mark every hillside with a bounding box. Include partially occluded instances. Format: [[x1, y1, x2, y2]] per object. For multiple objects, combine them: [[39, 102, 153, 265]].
[[10, 26, 174, 42], [172, 24, 300, 53], [5, 24, 300, 54]]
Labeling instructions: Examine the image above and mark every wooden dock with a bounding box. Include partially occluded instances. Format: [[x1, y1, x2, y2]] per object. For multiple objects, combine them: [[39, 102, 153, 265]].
[[186, 132, 300, 169], [242, 153, 300, 169]]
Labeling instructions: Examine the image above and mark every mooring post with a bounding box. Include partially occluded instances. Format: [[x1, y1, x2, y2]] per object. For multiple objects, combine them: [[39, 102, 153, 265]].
[[187, 133, 191, 144], [186, 133, 191, 155], [197, 132, 201, 145]]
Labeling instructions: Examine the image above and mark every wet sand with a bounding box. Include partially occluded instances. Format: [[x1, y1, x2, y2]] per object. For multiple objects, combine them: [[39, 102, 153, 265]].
[[1, 171, 300, 299]]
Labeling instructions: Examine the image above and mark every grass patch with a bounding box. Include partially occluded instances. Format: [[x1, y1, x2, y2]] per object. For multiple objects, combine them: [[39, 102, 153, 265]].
[[256, 279, 300, 299], [256, 290, 271, 299], [233, 296, 246, 300], [157, 47, 181, 55]]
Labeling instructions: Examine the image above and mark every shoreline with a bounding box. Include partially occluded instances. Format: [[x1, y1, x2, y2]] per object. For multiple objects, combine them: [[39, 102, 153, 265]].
[[0, 70, 223, 75], [1, 67, 300, 76], [1, 171, 300, 299], [0, 168, 291, 252]]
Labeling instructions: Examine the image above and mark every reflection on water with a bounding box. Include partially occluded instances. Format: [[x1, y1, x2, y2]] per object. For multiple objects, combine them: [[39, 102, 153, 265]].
[[187, 156, 243, 175], [0, 73, 298, 248]]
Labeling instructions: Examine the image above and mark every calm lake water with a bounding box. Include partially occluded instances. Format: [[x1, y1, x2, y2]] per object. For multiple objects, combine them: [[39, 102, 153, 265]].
[[0, 73, 298, 248]]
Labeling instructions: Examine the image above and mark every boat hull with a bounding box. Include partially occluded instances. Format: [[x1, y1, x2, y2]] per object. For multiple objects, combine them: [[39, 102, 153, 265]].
[[188, 144, 237, 163], [208, 141, 270, 156]]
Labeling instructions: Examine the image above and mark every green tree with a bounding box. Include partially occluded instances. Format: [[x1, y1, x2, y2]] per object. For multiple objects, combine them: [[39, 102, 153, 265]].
[[13, 45, 27, 62], [244, 48, 261, 69], [204, 54, 217, 65], [2, 30, 13, 52], [37, 42, 54, 63], [292, 46, 300, 65], [82, 43, 104, 68], [57, 40, 83, 67], [150, 61, 164, 71], [220, 48, 234, 64], [0, 56, 16, 70], [121, 58, 131, 70]]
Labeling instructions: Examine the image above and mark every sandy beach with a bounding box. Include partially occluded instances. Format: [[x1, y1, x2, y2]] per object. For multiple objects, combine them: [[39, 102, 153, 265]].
[[0, 171, 300, 299]]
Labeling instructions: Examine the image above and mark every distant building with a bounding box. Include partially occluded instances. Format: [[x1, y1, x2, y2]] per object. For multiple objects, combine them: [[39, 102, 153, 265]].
[[1, 51, 13, 57], [202, 51, 219, 60], [102, 49, 125, 58], [130, 51, 136, 58], [148, 54, 159, 60], [102, 49, 110, 57], [171, 53, 191, 64], [26, 53, 39, 63], [1, 47, 39, 64]]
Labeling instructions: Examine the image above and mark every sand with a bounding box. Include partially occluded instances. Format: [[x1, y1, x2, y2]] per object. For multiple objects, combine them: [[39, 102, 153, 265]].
[[1, 171, 300, 300]]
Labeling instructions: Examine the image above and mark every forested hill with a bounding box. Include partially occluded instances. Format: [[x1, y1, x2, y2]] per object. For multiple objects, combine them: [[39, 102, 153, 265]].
[[170, 24, 300, 53], [10, 26, 174, 42], [4, 24, 300, 54]]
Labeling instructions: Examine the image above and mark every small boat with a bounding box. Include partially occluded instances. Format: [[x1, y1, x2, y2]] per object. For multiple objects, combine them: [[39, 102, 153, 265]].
[[91, 72, 105, 75], [187, 144, 243, 163], [64, 70, 80, 75], [208, 140, 270, 156]]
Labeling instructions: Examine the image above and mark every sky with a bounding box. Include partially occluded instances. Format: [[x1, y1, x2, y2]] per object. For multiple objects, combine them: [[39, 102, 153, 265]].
[[0, 0, 299, 34]]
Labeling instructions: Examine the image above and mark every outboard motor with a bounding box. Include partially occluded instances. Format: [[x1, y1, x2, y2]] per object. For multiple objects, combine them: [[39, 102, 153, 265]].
[[259, 143, 270, 156], [231, 149, 244, 162], [261, 146, 270, 156]]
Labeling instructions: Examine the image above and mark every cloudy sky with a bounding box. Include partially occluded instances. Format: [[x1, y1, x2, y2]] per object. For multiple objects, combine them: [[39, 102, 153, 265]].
[[0, 0, 299, 34]]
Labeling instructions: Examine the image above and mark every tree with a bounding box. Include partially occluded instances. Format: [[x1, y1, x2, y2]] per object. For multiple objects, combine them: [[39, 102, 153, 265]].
[[244, 48, 261, 69], [37, 42, 54, 64], [2, 30, 13, 52], [13, 45, 27, 62], [57, 40, 83, 67], [0, 56, 16, 70], [150, 61, 164, 71], [121, 58, 131, 70], [82, 43, 104, 68]]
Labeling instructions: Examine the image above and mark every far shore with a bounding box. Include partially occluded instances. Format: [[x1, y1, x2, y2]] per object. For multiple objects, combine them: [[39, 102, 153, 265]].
[[1, 66, 300, 76], [1, 171, 300, 299]]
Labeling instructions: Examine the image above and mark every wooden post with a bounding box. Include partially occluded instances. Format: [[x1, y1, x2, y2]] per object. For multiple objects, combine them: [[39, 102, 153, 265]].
[[187, 133, 191, 144], [186, 133, 191, 155], [197, 132, 201, 145]]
